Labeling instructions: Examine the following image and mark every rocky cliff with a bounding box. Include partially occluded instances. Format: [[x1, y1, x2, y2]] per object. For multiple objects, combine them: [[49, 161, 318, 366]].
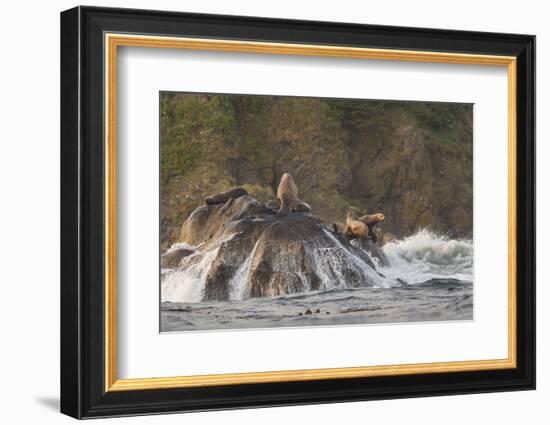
[[160, 94, 473, 250]]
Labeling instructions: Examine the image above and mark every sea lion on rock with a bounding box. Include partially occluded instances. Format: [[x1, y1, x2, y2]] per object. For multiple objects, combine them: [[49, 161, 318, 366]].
[[204, 187, 248, 205], [358, 213, 385, 226], [358, 213, 385, 243], [276, 173, 310, 216], [345, 212, 370, 240]]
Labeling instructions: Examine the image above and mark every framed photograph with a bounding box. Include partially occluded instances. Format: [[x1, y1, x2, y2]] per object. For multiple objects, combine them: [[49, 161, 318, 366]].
[[60, 6, 535, 419]]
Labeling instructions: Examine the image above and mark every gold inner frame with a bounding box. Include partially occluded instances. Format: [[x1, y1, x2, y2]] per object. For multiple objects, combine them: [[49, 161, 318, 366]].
[[104, 33, 517, 392]]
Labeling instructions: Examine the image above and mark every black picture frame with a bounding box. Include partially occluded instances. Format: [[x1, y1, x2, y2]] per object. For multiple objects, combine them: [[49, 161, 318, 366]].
[[61, 5, 535, 419]]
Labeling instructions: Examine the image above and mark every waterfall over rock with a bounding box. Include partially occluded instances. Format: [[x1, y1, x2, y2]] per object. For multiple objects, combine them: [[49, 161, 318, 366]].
[[162, 195, 394, 303]]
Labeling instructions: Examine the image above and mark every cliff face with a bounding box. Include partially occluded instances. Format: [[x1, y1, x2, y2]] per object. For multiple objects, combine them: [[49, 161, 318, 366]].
[[160, 93, 473, 251]]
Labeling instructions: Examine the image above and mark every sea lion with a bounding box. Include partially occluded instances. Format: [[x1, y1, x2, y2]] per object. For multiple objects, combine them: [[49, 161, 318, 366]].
[[357, 212, 385, 243], [345, 212, 370, 240], [204, 187, 248, 205], [276, 173, 310, 216], [358, 213, 385, 226]]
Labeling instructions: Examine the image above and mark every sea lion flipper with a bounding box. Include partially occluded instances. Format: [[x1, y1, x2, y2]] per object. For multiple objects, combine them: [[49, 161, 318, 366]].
[[293, 201, 311, 213], [277, 199, 290, 216]]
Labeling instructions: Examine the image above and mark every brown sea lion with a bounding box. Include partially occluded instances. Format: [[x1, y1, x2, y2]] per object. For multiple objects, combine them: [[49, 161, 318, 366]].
[[276, 173, 310, 216], [345, 212, 370, 240], [358, 213, 385, 243], [358, 213, 385, 226], [204, 187, 248, 205]]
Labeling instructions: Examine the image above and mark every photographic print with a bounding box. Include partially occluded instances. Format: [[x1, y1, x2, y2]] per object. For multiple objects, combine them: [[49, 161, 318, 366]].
[[61, 9, 535, 417], [160, 92, 473, 332]]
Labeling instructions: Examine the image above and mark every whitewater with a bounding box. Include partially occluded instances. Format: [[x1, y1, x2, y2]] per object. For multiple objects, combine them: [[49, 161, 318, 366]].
[[161, 229, 473, 332]]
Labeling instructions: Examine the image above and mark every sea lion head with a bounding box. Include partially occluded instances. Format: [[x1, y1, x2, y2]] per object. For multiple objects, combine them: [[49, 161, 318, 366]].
[[278, 173, 298, 197], [360, 212, 385, 224], [281, 173, 294, 183], [374, 213, 385, 222]]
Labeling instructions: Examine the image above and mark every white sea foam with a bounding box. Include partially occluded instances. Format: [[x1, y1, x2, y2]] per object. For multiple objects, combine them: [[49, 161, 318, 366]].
[[318, 230, 389, 288], [161, 248, 219, 303], [228, 243, 257, 301], [164, 241, 198, 255], [380, 229, 473, 284]]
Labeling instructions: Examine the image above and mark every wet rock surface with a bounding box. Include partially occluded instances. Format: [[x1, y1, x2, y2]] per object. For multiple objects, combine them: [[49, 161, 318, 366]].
[[172, 194, 390, 301], [161, 248, 194, 268]]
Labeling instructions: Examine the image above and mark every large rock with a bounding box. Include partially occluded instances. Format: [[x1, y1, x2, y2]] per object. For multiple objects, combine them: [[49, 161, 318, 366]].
[[178, 196, 273, 246], [169, 195, 389, 302]]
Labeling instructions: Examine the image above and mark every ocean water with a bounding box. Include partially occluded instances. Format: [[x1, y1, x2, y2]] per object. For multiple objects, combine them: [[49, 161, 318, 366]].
[[160, 230, 473, 332]]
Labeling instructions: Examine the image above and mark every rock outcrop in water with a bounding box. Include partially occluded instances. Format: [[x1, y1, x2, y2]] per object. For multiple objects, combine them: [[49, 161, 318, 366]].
[[163, 194, 391, 302]]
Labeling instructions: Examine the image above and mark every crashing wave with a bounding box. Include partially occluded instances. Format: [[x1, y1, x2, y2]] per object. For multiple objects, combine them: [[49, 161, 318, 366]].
[[380, 229, 473, 284], [161, 248, 220, 303]]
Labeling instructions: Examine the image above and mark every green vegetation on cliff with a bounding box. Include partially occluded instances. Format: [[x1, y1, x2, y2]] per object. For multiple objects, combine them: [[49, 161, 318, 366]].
[[160, 92, 472, 250]]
